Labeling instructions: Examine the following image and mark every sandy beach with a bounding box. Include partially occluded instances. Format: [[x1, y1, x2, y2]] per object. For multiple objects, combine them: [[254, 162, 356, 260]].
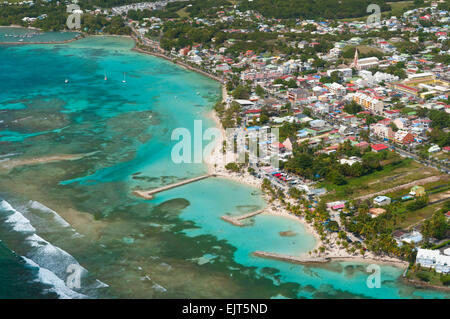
[[202, 86, 408, 269]]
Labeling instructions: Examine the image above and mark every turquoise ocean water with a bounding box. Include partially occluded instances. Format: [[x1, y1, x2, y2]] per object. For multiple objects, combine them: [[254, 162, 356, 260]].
[[0, 32, 448, 299]]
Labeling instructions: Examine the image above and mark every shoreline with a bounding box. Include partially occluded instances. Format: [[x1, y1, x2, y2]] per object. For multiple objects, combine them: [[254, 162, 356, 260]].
[[402, 277, 450, 292], [132, 46, 225, 84], [192, 54, 409, 270], [0, 25, 83, 45], [4, 29, 412, 272], [201, 100, 410, 269]]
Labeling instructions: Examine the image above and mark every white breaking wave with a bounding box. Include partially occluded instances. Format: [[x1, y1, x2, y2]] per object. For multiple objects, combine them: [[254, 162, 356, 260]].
[[22, 257, 87, 299], [0, 199, 106, 298], [0, 152, 20, 159], [0, 200, 36, 233], [28, 201, 72, 228], [25, 233, 88, 279]]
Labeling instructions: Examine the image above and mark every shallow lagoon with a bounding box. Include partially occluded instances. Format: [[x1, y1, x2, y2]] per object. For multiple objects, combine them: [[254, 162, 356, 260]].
[[0, 35, 448, 299]]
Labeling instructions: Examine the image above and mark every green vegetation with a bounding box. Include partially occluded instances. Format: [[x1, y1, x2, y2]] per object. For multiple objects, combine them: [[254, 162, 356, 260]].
[[417, 108, 450, 147], [343, 101, 363, 115], [0, 0, 130, 34], [385, 61, 407, 79], [342, 46, 384, 60], [407, 265, 450, 287], [224, 162, 240, 172], [283, 140, 396, 187], [397, 201, 448, 230], [388, 1, 413, 17], [160, 22, 216, 50], [422, 208, 450, 240], [239, 0, 390, 19], [406, 196, 429, 211], [320, 157, 441, 202], [0, 1, 67, 30]]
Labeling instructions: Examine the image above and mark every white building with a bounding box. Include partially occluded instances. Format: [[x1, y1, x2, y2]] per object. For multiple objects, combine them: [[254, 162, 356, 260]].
[[373, 195, 391, 206], [416, 248, 450, 274], [352, 92, 384, 114]]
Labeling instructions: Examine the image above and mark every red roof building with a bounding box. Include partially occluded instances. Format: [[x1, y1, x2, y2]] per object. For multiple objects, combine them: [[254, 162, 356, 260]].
[[371, 143, 389, 152]]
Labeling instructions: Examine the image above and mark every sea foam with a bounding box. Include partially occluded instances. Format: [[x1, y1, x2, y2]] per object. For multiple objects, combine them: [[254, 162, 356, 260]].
[[0, 200, 36, 233], [0, 199, 106, 298], [22, 257, 87, 299]]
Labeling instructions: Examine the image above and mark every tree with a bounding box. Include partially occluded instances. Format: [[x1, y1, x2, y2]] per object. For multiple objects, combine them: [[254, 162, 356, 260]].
[[343, 101, 362, 114], [390, 122, 399, 132], [416, 271, 430, 282], [232, 85, 251, 99], [225, 162, 240, 173], [286, 78, 298, 88], [406, 197, 428, 211], [255, 85, 265, 97]]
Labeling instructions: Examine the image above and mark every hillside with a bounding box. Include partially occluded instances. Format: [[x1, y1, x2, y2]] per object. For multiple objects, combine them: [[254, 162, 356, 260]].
[[238, 0, 391, 19]]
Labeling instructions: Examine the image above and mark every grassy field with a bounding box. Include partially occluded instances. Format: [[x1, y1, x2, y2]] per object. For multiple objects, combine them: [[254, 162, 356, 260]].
[[176, 7, 190, 19], [355, 45, 383, 55], [342, 45, 384, 63], [383, 180, 450, 200], [388, 1, 413, 17], [320, 157, 444, 202], [406, 267, 449, 288], [431, 151, 450, 161], [338, 1, 413, 22], [398, 201, 447, 229]]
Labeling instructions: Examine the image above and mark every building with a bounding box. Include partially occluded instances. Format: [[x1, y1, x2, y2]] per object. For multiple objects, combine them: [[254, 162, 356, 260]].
[[394, 130, 414, 145], [369, 207, 386, 218], [356, 57, 380, 70], [371, 143, 389, 152], [428, 145, 441, 153], [395, 230, 423, 246], [327, 83, 346, 96], [309, 119, 327, 129], [404, 72, 436, 85], [410, 185, 426, 197], [287, 88, 310, 103], [372, 124, 394, 140], [416, 248, 450, 274], [352, 92, 384, 114], [373, 195, 391, 206], [339, 156, 362, 166], [392, 83, 420, 96], [350, 49, 379, 70]]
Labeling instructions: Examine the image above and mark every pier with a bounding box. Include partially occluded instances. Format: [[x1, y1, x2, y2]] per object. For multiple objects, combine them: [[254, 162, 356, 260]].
[[221, 209, 265, 226], [253, 251, 329, 264], [133, 174, 214, 199]]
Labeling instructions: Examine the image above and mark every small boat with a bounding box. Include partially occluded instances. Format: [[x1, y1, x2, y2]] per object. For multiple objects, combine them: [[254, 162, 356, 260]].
[[104, 70, 107, 81], [65, 78, 69, 83], [122, 72, 126, 83]]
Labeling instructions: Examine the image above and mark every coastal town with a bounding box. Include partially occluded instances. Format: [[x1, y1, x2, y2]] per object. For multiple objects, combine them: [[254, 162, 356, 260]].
[[129, 0, 450, 288], [1, 0, 449, 292]]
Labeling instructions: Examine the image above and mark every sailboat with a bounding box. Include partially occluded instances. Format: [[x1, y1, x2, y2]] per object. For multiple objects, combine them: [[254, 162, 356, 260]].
[[104, 70, 107, 81], [65, 78, 69, 83], [122, 72, 126, 83]]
